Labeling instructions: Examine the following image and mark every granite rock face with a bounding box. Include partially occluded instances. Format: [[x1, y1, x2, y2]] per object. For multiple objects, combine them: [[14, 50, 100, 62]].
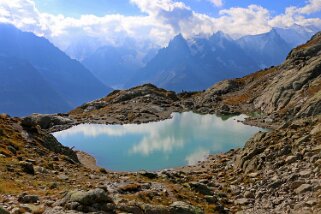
[[253, 32, 321, 118]]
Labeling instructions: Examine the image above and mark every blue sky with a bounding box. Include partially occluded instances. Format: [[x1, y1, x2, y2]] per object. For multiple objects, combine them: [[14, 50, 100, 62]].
[[1, 0, 321, 54], [33, 0, 314, 17], [33, 0, 142, 17]]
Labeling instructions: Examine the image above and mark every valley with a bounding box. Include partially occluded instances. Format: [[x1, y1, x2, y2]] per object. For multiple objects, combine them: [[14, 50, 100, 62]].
[[0, 31, 320, 213]]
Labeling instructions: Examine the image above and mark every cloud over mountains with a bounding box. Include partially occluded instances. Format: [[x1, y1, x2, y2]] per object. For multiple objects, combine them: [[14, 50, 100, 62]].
[[1, 0, 320, 53]]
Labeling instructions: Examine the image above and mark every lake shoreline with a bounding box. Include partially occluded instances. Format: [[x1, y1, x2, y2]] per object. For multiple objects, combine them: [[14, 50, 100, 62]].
[[48, 109, 276, 133], [76, 150, 100, 171], [54, 112, 264, 172]]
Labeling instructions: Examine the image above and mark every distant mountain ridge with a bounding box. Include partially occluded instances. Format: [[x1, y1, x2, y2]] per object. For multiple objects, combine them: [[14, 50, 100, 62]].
[[0, 56, 71, 116], [0, 24, 112, 116], [82, 44, 158, 89], [82, 45, 143, 88], [78, 25, 319, 92], [0, 23, 318, 116], [237, 29, 292, 68], [125, 25, 318, 92]]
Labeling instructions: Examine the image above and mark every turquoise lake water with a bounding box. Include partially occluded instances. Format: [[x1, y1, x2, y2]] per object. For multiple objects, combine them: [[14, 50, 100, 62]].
[[53, 112, 264, 171]]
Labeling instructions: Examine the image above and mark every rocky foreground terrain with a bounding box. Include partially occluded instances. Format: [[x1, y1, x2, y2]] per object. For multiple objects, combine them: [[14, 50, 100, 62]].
[[0, 33, 321, 213]]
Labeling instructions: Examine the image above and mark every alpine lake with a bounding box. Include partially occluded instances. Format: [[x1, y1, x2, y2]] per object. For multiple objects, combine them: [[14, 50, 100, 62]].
[[53, 112, 265, 171]]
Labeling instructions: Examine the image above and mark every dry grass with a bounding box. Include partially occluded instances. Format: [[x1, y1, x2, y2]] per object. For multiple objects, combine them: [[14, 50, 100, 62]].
[[0, 180, 20, 194], [306, 80, 321, 96], [224, 93, 251, 105], [236, 67, 278, 85], [223, 67, 279, 106]]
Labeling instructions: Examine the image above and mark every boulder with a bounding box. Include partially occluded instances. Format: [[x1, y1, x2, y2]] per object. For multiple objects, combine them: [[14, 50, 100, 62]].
[[138, 170, 158, 179], [118, 183, 142, 193], [117, 202, 143, 214], [189, 182, 213, 195], [294, 184, 312, 194], [0, 206, 9, 214], [142, 204, 170, 214], [235, 198, 250, 205], [7, 145, 17, 155], [18, 194, 39, 203], [285, 155, 297, 164], [56, 188, 114, 213], [169, 201, 203, 214], [311, 124, 321, 135], [68, 188, 112, 205], [19, 161, 35, 175], [244, 191, 255, 199], [22, 114, 73, 130]]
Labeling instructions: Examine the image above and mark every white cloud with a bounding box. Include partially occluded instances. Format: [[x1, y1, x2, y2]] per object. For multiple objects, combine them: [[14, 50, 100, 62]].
[[269, 0, 321, 28], [299, 0, 321, 14], [215, 5, 272, 37], [210, 0, 223, 7], [0, 0, 320, 58]]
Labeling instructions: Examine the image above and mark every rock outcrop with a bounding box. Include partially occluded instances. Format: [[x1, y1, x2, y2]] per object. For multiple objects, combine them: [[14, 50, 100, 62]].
[[253, 32, 321, 118], [69, 83, 183, 125], [206, 32, 321, 121]]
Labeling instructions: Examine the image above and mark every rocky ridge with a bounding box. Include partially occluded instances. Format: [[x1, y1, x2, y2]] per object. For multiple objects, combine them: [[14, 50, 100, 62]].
[[0, 33, 321, 213]]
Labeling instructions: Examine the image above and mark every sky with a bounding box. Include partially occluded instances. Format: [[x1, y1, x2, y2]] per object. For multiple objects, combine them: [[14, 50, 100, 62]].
[[1, 0, 321, 55], [31, 0, 317, 18]]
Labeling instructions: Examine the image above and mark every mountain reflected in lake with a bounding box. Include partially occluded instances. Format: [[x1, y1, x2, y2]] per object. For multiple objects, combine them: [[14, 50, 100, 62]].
[[53, 112, 264, 171]]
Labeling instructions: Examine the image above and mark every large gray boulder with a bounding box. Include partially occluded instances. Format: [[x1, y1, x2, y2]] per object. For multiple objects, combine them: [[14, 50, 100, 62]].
[[22, 114, 74, 130], [169, 201, 203, 214], [55, 188, 114, 213], [0, 206, 9, 214]]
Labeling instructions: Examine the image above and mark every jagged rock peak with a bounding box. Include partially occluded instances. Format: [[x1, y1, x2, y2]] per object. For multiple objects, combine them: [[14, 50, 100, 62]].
[[167, 33, 189, 48]]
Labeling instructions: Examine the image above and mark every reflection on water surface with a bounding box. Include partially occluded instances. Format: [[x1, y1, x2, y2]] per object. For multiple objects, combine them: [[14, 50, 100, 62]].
[[53, 112, 264, 171]]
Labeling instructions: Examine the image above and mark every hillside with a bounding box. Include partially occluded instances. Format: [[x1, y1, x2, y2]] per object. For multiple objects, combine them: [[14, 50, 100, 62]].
[[0, 56, 71, 116], [0, 24, 111, 113], [197, 31, 321, 122], [237, 29, 291, 68], [82, 45, 142, 88]]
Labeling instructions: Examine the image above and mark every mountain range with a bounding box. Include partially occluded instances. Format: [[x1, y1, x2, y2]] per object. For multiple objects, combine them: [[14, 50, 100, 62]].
[[82, 25, 318, 92], [126, 26, 317, 91], [82, 45, 152, 89], [0, 24, 112, 116], [0, 24, 318, 116], [126, 32, 260, 91]]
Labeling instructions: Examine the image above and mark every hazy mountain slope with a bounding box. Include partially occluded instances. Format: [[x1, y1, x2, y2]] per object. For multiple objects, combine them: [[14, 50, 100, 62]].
[[0, 24, 111, 107], [126, 34, 207, 91], [82, 45, 142, 88], [127, 33, 259, 92], [237, 29, 292, 68], [0, 56, 71, 116], [275, 25, 318, 47], [82, 26, 317, 93], [190, 32, 259, 79]]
